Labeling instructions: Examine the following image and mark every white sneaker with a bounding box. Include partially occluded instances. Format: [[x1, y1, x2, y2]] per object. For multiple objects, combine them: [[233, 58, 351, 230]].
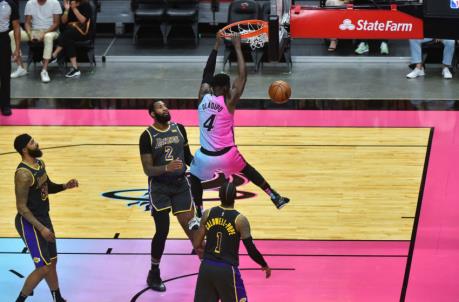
[[40, 70, 50, 83], [406, 67, 425, 79], [11, 67, 28, 78], [442, 67, 453, 79], [380, 42, 389, 55], [355, 42, 369, 55]]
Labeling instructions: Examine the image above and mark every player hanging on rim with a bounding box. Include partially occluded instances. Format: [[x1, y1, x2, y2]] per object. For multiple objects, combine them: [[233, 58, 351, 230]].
[[139, 100, 202, 292], [189, 32, 290, 218], [193, 180, 271, 302]]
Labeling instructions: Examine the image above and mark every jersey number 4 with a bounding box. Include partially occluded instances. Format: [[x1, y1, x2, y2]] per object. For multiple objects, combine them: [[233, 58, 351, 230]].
[[203, 114, 216, 131]]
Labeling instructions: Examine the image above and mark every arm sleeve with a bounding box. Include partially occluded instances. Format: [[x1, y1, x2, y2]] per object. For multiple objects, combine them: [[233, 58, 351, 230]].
[[139, 131, 153, 155], [177, 124, 194, 166], [242, 237, 268, 267], [47, 178, 65, 194], [202, 49, 218, 84]]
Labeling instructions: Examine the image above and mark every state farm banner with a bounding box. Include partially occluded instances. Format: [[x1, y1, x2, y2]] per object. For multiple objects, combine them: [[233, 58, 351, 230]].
[[290, 5, 424, 39]]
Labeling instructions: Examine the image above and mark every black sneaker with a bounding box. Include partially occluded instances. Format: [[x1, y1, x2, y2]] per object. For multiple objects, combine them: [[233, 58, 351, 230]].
[[49, 56, 57, 64], [65, 67, 81, 78], [1, 106, 12, 116], [271, 191, 290, 209], [147, 268, 166, 292]]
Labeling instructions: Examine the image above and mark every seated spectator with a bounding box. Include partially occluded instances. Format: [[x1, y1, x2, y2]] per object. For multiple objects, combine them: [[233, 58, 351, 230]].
[[50, 0, 92, 78], [325, 0, 351, 52], [352, 0, 389, 55], [9, 0, 62, 83], [406, 39, 455, 79]]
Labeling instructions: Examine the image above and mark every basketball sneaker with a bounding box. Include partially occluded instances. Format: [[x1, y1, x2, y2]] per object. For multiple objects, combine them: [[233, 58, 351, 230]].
[[355, 42, 369, 55], [147, 268, 166, 292], [65, 67, 81, 78], [271, 191, 290, 209]]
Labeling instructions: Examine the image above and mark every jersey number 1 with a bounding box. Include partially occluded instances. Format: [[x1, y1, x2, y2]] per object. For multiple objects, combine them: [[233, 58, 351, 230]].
[[214, 232, 223, 254], [203, 114, 216, 131]]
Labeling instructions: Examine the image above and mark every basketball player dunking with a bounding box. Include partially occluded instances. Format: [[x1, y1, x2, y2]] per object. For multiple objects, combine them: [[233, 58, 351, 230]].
[[13, 134, 79, 302], [189, 32, 290, 217], [193, 181, 271, 302]]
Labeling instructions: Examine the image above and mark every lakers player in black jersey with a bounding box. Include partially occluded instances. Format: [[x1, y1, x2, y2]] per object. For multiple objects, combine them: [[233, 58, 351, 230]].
[[13, 134, 78, 302], [139, 100, 202, 292], [193, 181, 271, 302]]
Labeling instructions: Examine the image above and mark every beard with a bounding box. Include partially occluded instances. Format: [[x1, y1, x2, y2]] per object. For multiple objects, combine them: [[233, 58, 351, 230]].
[[28, 147, 43, 158], [154, 112, 171, 124]]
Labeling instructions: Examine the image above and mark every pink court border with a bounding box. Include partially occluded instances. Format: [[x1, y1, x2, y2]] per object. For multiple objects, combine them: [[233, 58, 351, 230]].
[[2, 109, 458, 301]]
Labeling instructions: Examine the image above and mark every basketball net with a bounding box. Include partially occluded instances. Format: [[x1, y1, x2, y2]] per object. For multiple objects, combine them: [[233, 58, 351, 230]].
[[221, 20, 269, 50]]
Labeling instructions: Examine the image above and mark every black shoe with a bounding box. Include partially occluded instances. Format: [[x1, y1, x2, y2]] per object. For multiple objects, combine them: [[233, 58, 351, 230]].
[[1, 106, 12, 116], [65, 67, 81, 78], [49, 56, 57, 64], [271, 191, 290, 209], [147, 268, 166, 292]]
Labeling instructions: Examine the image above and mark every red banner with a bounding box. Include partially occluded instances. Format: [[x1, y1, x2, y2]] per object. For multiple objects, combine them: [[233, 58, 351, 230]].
[[290, 4, 424, 39]]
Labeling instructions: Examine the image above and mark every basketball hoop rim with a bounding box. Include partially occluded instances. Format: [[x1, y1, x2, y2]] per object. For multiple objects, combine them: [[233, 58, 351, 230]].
[[220, 19, 269, 40]]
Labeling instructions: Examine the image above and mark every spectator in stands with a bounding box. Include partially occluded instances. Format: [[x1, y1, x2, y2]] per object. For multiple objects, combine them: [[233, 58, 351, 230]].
[[50, 0, 92, 78], [352, 0, 388, 55], [10, 0, 62, 83], [325, 0, 351, 52], [1, 0, 21, 116], [406, 39, 455, 79]]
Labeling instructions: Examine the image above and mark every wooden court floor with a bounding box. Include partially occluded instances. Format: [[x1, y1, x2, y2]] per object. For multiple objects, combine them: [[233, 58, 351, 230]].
[[0, 126, 429, 240]]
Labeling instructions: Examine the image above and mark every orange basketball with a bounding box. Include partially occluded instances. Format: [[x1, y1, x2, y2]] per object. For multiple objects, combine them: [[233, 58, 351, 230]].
[[268, 80, 291, 104]]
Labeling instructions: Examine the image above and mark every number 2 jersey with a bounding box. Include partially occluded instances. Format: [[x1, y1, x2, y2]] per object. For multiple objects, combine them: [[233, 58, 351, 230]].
[[139, 122, 187, 182], [199, 94, 235, 152], [204, 206, 241, 266]]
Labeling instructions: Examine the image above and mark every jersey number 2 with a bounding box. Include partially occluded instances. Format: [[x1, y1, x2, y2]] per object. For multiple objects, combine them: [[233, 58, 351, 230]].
[[203, 114, 216, 131], [165, 146, 174, 161], [214, 232, 223, 254]]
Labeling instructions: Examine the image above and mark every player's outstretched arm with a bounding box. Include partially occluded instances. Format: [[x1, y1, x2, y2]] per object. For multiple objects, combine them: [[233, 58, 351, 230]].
[[228, 34, 247, 112], [41, 161, 79, 194], [193, 209, 210, 250], [199, 31, 223, 101], [237, 214, 271, 278], [47, 178, 79, 194]]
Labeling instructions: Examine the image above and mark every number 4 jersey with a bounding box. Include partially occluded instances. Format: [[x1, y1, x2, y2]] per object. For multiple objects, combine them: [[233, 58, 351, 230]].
[[198, 94, 235, 152]]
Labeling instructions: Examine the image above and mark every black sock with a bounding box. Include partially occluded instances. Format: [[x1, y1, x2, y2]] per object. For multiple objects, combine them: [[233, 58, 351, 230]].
[[51, 288, 64, 302], [241, 164, 276, 198], [189, 174, 204, 217], [16, 292, 27, 302]]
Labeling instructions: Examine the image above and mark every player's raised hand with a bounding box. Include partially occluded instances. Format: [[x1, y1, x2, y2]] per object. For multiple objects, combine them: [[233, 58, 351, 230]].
[[262, 266, 271, 279], [64, 179, 79, 189], [215, 30, 224, 49], [232, 33, 241, 49], [166, 159, 183, 172]]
